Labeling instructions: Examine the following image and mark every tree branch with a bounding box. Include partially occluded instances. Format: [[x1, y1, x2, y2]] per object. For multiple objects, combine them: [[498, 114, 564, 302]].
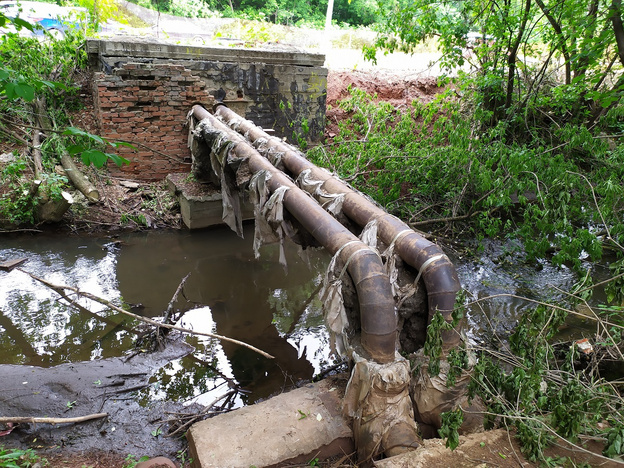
[[0, 413, 108, 425], [18, 269, 274, 359]]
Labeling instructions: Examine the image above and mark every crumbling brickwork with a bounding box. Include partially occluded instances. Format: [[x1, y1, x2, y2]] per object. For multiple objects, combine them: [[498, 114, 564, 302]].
[[88, 40, 327, 182], [94, 63, 214, 181]]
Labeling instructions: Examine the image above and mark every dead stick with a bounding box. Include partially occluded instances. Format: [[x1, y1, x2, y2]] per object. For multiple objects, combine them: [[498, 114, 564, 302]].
[[32, 130, 44, 179], [163, 273, 190, 325], [0, 413, 107, 425], [18, 269, 274, 359]]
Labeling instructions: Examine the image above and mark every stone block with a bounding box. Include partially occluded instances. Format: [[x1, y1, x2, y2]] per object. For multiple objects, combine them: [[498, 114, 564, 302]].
[[166, 173, 253, 230], [187, 379, 353, 468]]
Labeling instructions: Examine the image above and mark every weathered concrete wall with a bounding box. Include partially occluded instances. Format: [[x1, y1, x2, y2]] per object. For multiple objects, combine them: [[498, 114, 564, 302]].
[[88, 39, 327, 181]]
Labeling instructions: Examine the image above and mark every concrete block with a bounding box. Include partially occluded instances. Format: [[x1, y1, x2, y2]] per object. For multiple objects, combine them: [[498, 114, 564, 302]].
[[167, 173, 254, 230], [187, 380, 353, 468]]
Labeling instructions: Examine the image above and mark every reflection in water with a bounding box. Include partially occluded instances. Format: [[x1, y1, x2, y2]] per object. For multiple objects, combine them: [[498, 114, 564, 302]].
[[0, 236, 130, 365], [0, 226, 333, 404]]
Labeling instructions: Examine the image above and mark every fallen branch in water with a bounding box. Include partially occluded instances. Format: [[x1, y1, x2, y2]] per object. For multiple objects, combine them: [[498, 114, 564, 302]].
[[162, 389, 237, 437], [137, 273, 191, 351], [18, 269, 274, 359], [163, 273, 191, 326], [0, 413, 108, 425]]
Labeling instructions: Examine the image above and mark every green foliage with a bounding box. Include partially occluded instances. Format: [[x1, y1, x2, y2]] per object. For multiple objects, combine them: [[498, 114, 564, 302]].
[[367, 0, 624, 143], [0, 446, 45, 468], [309, 86, 624, 464], [422, 311, 454, 376], [446, 347, 468, 388], [121, 213, 148, 227], [604, 424, 624, 458], [0, 157, 38, 225], [63, 127, 132, 168], [130, 0, 378, 27], [0, 12, 131, 220], [308, 87, 624, 287], [438, 407, 463, 450], [468, 297, 624, 463], [123, 454, 150, 468]]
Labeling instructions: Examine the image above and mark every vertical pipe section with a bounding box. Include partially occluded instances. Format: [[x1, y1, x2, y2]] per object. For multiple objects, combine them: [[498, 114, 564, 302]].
[[191, 105, 397, 363], [214, 104, 461, 348]]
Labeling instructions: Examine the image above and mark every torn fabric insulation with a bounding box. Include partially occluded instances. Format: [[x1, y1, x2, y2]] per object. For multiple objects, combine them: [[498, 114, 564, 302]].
[[344, 350, 420, 461], [296, 169, 346, 216], [195, 119, 245, 237], [319, 240, 360, 357], [262, 186, 290, 269], [248, 170, 273, 259], [359, 218, 379, 251], [191, 105, 418, 462], [410, 349, 485, 433], [214, 104, 461, 348]]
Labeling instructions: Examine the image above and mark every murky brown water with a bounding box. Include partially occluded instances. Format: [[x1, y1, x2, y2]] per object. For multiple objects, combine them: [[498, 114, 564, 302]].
[[1, 229, 613, 407], [0, 225, 333, 405]]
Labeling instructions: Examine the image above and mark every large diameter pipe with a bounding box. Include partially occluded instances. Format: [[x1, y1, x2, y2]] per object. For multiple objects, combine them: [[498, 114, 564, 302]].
[[214, 104, 461, 348], [191, 105, 397, 363]]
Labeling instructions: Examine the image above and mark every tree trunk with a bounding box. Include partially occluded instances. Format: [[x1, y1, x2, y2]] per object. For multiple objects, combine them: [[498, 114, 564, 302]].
[[611, 0, 624, 67], [60, 150, 100, 203], [37, 191, 73, 223], [534, 0, 571, 84], [32, 130, 44, 179], [505, 0, 532, 111]]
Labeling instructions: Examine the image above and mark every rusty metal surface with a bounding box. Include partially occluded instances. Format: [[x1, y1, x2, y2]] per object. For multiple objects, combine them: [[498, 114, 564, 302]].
[[192, 105, 397, 364], [214, 104, 461, 348]]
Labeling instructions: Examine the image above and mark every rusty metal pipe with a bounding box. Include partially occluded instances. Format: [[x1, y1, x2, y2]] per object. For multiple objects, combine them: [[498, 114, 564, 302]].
[[214, 104, 461, 348], [191, 104, 397, 363]]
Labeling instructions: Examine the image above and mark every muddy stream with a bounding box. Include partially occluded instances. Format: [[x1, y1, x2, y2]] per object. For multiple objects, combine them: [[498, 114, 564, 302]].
[[0, 227, 608, 458]]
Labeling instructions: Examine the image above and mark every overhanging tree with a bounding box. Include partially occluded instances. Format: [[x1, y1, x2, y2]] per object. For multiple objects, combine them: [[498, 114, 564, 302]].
[[366, 0, 624, 131]]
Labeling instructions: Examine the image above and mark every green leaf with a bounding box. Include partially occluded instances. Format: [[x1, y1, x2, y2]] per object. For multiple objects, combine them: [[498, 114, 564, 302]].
[[66, 144, 84, 155], [106, 153, 130, 166], [81, 149, 108, 168], [14, 83, 35, 101], [108, 140, 137, 150], [12, 17, 35, 31], [39, 80, 58, 90], [3, 82, 16, 99], [63, 127, 105, 145]]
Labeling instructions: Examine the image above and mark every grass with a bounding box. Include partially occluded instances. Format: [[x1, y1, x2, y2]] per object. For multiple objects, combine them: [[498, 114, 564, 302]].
[[0, 446, 46, 468]]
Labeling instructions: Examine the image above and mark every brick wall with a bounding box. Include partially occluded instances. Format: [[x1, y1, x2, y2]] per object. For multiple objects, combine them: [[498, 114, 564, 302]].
[[94, 63, 214, 181]]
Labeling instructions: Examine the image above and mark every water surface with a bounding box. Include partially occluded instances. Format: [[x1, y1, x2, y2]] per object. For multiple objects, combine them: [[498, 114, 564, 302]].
[[0, 225, 333, 405]]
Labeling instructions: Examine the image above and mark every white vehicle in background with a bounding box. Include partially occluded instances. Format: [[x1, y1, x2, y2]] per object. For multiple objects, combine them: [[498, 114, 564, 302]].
[[0, 1, 88, 38]]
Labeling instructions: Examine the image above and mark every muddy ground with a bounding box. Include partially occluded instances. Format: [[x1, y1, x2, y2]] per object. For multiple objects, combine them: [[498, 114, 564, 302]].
[[0, 341, 195, 466], [0, 69, 610, 468]]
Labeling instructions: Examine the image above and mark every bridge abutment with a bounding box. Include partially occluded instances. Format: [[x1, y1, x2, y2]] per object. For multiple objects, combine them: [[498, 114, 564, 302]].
[[87, 39, 327, 181]]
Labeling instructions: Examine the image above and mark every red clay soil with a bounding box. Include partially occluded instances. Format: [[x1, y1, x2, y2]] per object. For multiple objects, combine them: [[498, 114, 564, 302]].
[[324, 70, 443, 139]]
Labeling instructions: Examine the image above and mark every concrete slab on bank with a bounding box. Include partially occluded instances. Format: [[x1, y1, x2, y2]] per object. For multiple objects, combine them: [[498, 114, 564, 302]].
[[187, 379, 353, 468], [167, 173, 253, 230]]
